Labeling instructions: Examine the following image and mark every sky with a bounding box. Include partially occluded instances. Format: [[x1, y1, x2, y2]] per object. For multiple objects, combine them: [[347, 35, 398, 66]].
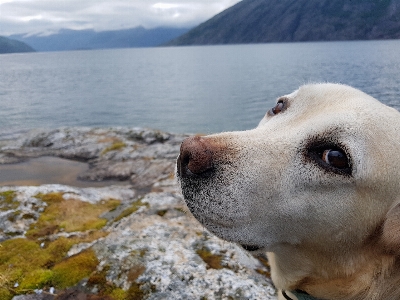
[[0, 0, 242, 36]]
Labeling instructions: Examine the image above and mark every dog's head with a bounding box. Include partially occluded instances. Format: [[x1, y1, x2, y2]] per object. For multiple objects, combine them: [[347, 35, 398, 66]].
[[177, 83, 400, 256]]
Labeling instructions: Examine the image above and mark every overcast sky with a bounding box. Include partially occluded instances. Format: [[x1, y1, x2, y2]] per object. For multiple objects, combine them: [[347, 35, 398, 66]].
[[0, 0, 242, 36]]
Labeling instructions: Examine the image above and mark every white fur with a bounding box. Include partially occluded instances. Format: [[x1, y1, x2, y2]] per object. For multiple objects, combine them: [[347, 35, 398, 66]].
[[178, 83, 400, 299]]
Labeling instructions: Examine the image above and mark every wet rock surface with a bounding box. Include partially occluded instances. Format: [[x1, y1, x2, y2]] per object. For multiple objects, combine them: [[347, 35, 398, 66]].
[[0, 127, 185, 189], [0, 128, 277, 300]]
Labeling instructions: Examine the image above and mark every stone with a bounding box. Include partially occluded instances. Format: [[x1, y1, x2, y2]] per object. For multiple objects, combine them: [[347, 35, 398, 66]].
[[0, 128, 277, 300]]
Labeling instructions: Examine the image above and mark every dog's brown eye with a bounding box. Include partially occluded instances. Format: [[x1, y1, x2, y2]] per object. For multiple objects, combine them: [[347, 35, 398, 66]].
[[307, 141, 352, 176], [321, 149, 349, 169], [268, 100, 285, 116]]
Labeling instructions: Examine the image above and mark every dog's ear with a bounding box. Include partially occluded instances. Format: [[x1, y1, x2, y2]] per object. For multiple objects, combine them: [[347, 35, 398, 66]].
[[381, 202, 400, 254]]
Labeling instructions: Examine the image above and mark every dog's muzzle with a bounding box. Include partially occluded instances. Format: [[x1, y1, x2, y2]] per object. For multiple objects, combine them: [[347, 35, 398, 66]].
[[177, 136, 215, 178]]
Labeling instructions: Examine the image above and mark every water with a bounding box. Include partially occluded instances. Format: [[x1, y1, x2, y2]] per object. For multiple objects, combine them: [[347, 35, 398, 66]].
[[1, 40, 400, 135], [0, 156, 128, 187]]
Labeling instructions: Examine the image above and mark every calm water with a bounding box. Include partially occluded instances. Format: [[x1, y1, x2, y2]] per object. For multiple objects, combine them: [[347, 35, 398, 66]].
[[1, 40, 400, 135]]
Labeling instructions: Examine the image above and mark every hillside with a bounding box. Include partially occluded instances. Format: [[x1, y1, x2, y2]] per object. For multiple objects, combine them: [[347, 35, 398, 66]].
[[9, 27, 190, 52], [0, 36, 35, 54], [167, 0, 400, 45]]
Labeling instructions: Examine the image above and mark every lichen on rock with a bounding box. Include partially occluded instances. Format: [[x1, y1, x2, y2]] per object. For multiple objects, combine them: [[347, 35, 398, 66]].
[[0, 128, 277, 300]]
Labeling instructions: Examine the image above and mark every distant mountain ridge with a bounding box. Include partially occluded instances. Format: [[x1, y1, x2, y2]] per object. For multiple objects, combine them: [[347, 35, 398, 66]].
[[0, 36, 35, 54], [9, 27, 190, 52], [167, 0, 400, 45]]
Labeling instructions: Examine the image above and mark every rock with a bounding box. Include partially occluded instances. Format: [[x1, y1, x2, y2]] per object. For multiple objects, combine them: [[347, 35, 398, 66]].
[[0, 127, 186, 188], [12, 294, 54, 300], [0, 184, 276, 300], [92, 192, 276, 300], [0, 184, 135, 241], [0, 128, 277, 299]]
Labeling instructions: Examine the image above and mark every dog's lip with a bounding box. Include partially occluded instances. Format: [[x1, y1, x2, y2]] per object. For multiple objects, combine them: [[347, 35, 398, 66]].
[[240, 244, 262, 251], [201, 216, 236, 229]]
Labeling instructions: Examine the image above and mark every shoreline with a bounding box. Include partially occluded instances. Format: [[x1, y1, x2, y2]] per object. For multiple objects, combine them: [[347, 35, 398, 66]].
[[0, 156, 130, 187], [0, 127, 187, 189]]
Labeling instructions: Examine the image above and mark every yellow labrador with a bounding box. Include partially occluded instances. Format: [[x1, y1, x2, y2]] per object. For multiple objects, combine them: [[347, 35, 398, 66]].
[[176, 83, 400, 300]]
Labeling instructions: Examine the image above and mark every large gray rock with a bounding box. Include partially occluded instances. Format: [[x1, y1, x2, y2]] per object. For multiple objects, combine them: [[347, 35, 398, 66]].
[[0, 128, 276, 299], [0, 127, 187, 188]]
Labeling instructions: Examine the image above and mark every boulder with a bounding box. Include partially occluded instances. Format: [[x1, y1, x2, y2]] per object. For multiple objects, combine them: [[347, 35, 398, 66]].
[[0, 128, 277, 299]]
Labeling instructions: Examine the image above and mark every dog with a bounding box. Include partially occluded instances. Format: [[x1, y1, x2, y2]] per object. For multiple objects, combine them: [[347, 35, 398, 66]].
[[176, 83, 400, 300]]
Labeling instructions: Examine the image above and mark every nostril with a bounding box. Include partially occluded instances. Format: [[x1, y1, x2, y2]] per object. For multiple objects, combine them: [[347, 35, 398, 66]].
[[177, 149, 194, 177], [178, 136, 214, 178]]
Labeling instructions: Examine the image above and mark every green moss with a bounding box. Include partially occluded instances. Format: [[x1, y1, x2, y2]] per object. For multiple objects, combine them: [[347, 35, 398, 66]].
[[27, 193, 120, 238], [127, 265, 146, 282], [109, 288, 128, 300], [19, 269, 53, 290], [88, 267, 129, 300], [196, 248, 224, 269], [0, 233, 106, 298], [126, 283, 145, 299], [0, 191, 17, 211], [156, 209, 168, 217], [0, 238, 51, 297], [106, 199, 121, 211], [0, 288, 12, 300], [130, 249, 147, 258], [87, 254, 149, 299], [101, 141, 126, 155], [52, 249, 98, 288], [7, 210, 20, 222], [114, 198, 148, 222]]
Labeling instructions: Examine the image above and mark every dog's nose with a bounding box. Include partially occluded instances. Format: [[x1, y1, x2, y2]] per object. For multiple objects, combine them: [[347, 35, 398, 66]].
[[177, 136, 214, 177]]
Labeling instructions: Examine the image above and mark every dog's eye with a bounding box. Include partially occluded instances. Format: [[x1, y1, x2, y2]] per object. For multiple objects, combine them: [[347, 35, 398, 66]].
[[307, 143, 352, 176], [321, 149, 349, 169], [268, 99, 286, 116]]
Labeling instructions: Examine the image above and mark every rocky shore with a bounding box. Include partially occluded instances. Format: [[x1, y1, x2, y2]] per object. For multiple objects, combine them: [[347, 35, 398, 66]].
[[0, 127, 276, 300]]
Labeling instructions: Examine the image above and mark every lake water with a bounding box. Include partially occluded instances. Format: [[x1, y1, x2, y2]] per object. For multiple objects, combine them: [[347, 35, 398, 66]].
[[1, 40, 400, 135]]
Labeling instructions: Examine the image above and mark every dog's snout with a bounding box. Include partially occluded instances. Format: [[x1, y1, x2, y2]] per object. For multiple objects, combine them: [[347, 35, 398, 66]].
[[178, 136, 214, 178]]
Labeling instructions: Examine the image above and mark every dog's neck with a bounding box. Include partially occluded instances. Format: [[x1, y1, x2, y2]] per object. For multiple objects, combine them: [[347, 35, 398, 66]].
[[268, 245, 400, 300]]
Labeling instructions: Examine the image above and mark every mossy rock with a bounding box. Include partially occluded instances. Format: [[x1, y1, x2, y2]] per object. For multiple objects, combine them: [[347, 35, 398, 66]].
[[101, 141, 127, 155], [52, 249, 99, 288], [196, 248, 224, 270], [0, 191, 17, 211], [114, 198, 148, 223], [27, 192, 120, 238], [0, 236, 106, 299]]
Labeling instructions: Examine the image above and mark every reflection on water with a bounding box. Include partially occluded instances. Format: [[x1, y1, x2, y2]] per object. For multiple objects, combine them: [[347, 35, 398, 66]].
[[0, 156, 127, 187], [0, 41, 399, 135]]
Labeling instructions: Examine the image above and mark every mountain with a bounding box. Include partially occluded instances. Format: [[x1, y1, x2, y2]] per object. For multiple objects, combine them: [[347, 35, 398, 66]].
[[0, 36, 35, 54], [167, 0, 400, 45], [9, 27, 190, 52]]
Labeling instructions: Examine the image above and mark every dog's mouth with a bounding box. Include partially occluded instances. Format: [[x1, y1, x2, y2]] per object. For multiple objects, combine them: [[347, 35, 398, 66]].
[[240, 244, 261, 251]]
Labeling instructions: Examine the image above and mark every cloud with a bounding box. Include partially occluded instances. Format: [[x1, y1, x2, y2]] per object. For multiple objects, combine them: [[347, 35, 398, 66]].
[[0, 0, 242, 36]]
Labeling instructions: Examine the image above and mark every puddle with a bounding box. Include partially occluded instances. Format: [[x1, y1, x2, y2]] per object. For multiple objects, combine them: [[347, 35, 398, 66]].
[[0, 156, 128, 187]]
